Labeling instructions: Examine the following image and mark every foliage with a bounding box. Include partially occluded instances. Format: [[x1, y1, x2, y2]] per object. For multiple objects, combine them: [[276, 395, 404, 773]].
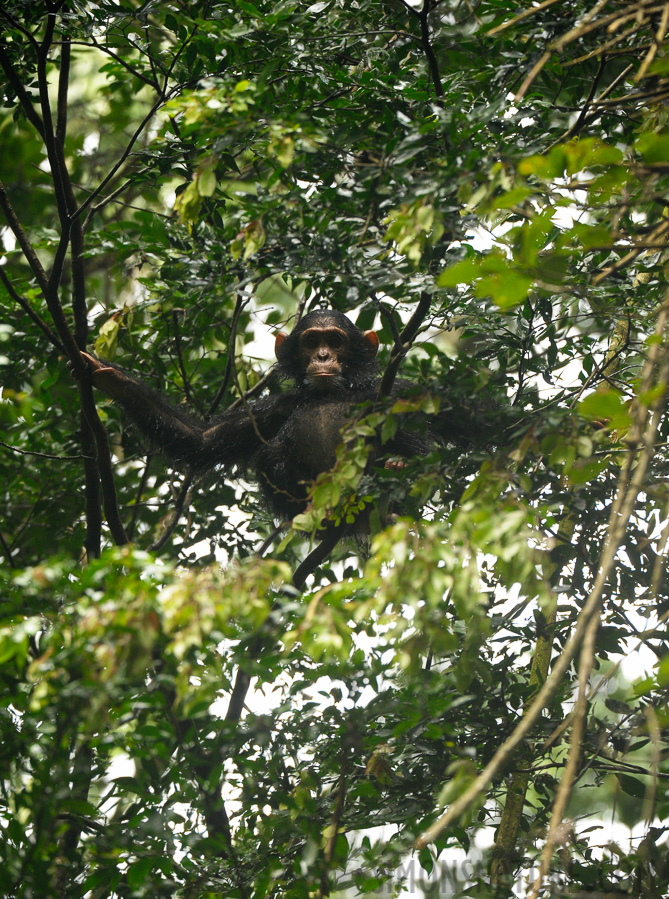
[[2, 1, 669, 896]]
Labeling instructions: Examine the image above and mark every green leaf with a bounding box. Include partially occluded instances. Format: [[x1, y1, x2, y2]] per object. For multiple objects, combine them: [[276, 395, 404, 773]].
[[579, 390, 631, 429], [475, 271, 533, 309], [636, 133, 669, 164], [94, 317, 120, 359], [197, 160, 217, 197], [437, 256, 482, 287], [491, 186, 534, 209], [127, 857, 155, 889], [617, 774, 646, 799]]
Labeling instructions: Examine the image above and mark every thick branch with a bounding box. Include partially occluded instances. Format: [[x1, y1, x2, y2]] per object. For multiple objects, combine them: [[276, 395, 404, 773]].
[[419, 2, 444, 105], [36, 9, 69, 228], [56, 35, 70, 146]]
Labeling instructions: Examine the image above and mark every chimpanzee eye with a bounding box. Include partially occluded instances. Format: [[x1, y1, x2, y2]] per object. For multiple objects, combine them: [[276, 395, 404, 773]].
[[328, 333, 345, 349]]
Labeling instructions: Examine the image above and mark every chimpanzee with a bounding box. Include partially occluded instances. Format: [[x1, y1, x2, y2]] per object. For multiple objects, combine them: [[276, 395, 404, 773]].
[[79, 309, 429, 524]]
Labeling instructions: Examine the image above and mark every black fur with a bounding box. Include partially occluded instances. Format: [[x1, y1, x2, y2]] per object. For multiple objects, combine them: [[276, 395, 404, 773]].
[[275, 309, 380, 389], [94, 310, 428, 522]]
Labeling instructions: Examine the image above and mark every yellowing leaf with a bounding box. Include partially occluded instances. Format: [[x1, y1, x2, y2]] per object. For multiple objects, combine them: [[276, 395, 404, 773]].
[[95, 317, 120, 359]]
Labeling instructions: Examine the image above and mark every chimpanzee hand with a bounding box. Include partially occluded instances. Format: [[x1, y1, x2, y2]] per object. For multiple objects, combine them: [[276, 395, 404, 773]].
[[79, 352, 136, 401]]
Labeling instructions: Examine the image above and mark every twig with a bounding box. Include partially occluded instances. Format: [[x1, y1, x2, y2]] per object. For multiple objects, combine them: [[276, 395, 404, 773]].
[[127, 453, 154, 541], [0, 440, 93, 461], [593, 220, 669, 285], [515, 0, 626, 100], [643, 706, 661, 825], [82, 168, 155, 231], [74, 31, 195, 222], [171, 310, 194, 407]]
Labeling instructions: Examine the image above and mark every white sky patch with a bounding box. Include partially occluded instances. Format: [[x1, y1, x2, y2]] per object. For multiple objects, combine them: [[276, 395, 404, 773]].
[[1, 228, 16, 252], [82, 132, 100, 155]]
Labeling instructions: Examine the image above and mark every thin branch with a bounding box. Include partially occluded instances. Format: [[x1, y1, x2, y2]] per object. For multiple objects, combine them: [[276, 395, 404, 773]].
[[207, 294, 246, 417], [487, 0, 565, 36], [74, 30, 196, 222], [0, 529, 15, 568], [636, 2, 669, 81], [0, 268, 65, 352], [126, 453, 154, 541], [0, 4, 40, 47], [148, 473, 195, 552], [292, 522, 351, 591], [0, 44, 44, 137], [82, 167, 155, 232], [75, 92, 174, 223], [0, 441, 93, 462], [0, 180, 50, 294], [36, 9, 69, 229], [65, 37, 161, 90], [528, 602, 598, 897], [225, 520, 351, 724], [378, 291, 432, 397], [143, 24, 161, 86], [515, 0, 657, 100], [593, 220, 669, 285], [561, 53, 607, 141]]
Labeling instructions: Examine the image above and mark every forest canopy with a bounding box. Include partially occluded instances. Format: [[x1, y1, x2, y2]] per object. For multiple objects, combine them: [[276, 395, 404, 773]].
[[2, 1, 669, 897]]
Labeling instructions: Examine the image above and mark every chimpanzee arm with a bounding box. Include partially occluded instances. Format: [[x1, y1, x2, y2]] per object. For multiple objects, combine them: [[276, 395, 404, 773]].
[[197, 393, 297, 470], [80, 352, 291, 472], [81, 352, 210, 465]]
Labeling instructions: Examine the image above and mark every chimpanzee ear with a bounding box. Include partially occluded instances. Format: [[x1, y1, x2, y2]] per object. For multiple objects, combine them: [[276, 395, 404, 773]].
[[363, 330, 379, 356], [275, 331, 289, 361]]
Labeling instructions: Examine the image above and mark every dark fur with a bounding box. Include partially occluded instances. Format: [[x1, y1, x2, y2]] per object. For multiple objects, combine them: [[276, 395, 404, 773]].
[[275, 309, 380, 389], [97, 310, 428, 522]]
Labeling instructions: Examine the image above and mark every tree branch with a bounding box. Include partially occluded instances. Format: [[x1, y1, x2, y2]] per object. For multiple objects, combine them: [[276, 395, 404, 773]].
[[416, 293, 669, 849], [0, 268, 65, 352], [378, 291, 432, 397], [418, 1, 444, 106], [56, 34, 70, 146], [0, 44, 45, 137], [74, 31, 196, 222]]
